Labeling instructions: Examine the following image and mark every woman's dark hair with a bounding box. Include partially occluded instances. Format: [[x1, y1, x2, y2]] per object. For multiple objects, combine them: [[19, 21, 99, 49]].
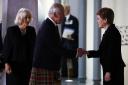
[[96, 7, 114, 24]]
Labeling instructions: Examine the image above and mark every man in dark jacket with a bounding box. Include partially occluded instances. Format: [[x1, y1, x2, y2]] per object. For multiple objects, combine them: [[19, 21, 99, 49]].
[[61, 5, 79, 78], [29, 3, 84, 85]]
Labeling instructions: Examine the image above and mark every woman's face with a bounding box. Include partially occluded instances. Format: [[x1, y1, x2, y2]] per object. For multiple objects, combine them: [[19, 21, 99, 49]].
[[96, 15, 107, 29], [20, 19, 29, 30]]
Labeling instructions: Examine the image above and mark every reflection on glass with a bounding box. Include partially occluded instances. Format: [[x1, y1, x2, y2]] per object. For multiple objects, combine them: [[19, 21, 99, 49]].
[[38, 0, 54, 24]]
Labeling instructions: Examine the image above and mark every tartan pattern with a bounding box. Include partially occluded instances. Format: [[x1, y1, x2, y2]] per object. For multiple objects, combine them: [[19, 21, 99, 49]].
[[29, 67, 59, 85]]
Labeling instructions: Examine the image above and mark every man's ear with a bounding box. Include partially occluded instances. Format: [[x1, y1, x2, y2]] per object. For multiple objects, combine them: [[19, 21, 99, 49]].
[[54, 12, 58, 18]]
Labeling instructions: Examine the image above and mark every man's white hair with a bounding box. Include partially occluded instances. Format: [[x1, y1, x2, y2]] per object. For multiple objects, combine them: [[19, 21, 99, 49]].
[[48, 3, 64, 14]]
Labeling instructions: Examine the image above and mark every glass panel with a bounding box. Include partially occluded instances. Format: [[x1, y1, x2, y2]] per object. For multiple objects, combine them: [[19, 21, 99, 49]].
[[38, 0, 54, 26]]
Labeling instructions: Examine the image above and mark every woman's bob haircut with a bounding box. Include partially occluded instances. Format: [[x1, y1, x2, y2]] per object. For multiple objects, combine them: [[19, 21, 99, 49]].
[[14, 8, 32, 25]]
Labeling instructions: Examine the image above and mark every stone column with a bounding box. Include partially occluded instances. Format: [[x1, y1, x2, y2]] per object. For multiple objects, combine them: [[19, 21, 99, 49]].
[[78, 0, 87, 81], [86, 0, 101, 80]]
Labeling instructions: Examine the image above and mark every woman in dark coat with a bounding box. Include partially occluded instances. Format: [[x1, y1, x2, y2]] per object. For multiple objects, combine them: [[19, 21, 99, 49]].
[[86, 8, 126, 85], [3, 8, 36, 85]]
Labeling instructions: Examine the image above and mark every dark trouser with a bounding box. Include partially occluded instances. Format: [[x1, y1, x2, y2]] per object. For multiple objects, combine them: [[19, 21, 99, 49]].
[[103, 67, 124, 85], [61, 57, 78, 78], [6, 63, 31, 85]]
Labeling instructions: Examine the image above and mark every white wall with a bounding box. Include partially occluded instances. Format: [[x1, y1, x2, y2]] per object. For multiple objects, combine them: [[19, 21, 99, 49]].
[[38, 0, 54, 27], [68, 0, 80, 18], [0, 0, 2, 21], [102, 0, 128, 85], [86, 0, 95, 80], [61, 0, 80, 18]]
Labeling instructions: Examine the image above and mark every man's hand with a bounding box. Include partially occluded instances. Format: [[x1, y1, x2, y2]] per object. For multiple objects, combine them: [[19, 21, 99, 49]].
[[5, 63, 12, 74], [76, 48, 86, 57]]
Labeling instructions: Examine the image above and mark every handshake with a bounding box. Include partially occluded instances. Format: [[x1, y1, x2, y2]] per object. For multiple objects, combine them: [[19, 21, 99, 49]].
[[76, 48, 88, 57]]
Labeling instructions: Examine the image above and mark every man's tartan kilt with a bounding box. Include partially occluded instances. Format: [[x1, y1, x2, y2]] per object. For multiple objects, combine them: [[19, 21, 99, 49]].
[[29, 67, 61, 85]]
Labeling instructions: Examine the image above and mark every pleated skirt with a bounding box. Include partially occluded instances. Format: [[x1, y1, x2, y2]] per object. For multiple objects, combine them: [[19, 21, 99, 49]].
[[29, 67, 61, 85]]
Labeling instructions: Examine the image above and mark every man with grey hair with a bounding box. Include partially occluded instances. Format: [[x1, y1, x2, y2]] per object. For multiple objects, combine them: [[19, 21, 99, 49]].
[[61, 4, 79, 78], [29, 3, 85, 85]]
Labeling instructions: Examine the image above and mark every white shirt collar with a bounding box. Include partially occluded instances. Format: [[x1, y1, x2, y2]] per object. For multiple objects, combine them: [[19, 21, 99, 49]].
[[65, 14, 70, 20], [48, 17, 57, 26], [104, 24, 110, 32], [101, 24, 110, 40]]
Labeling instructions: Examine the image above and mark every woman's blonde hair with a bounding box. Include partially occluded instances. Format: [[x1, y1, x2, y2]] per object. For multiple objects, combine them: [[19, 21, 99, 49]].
[[14, 8, 32, 25]]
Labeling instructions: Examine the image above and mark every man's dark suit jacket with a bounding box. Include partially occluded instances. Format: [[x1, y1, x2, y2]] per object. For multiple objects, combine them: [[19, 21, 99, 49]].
[[61, 14, 79, 77], [87, 24, 126, 85], [61, 14, 79, 49], [32, 18, 76, 71]]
